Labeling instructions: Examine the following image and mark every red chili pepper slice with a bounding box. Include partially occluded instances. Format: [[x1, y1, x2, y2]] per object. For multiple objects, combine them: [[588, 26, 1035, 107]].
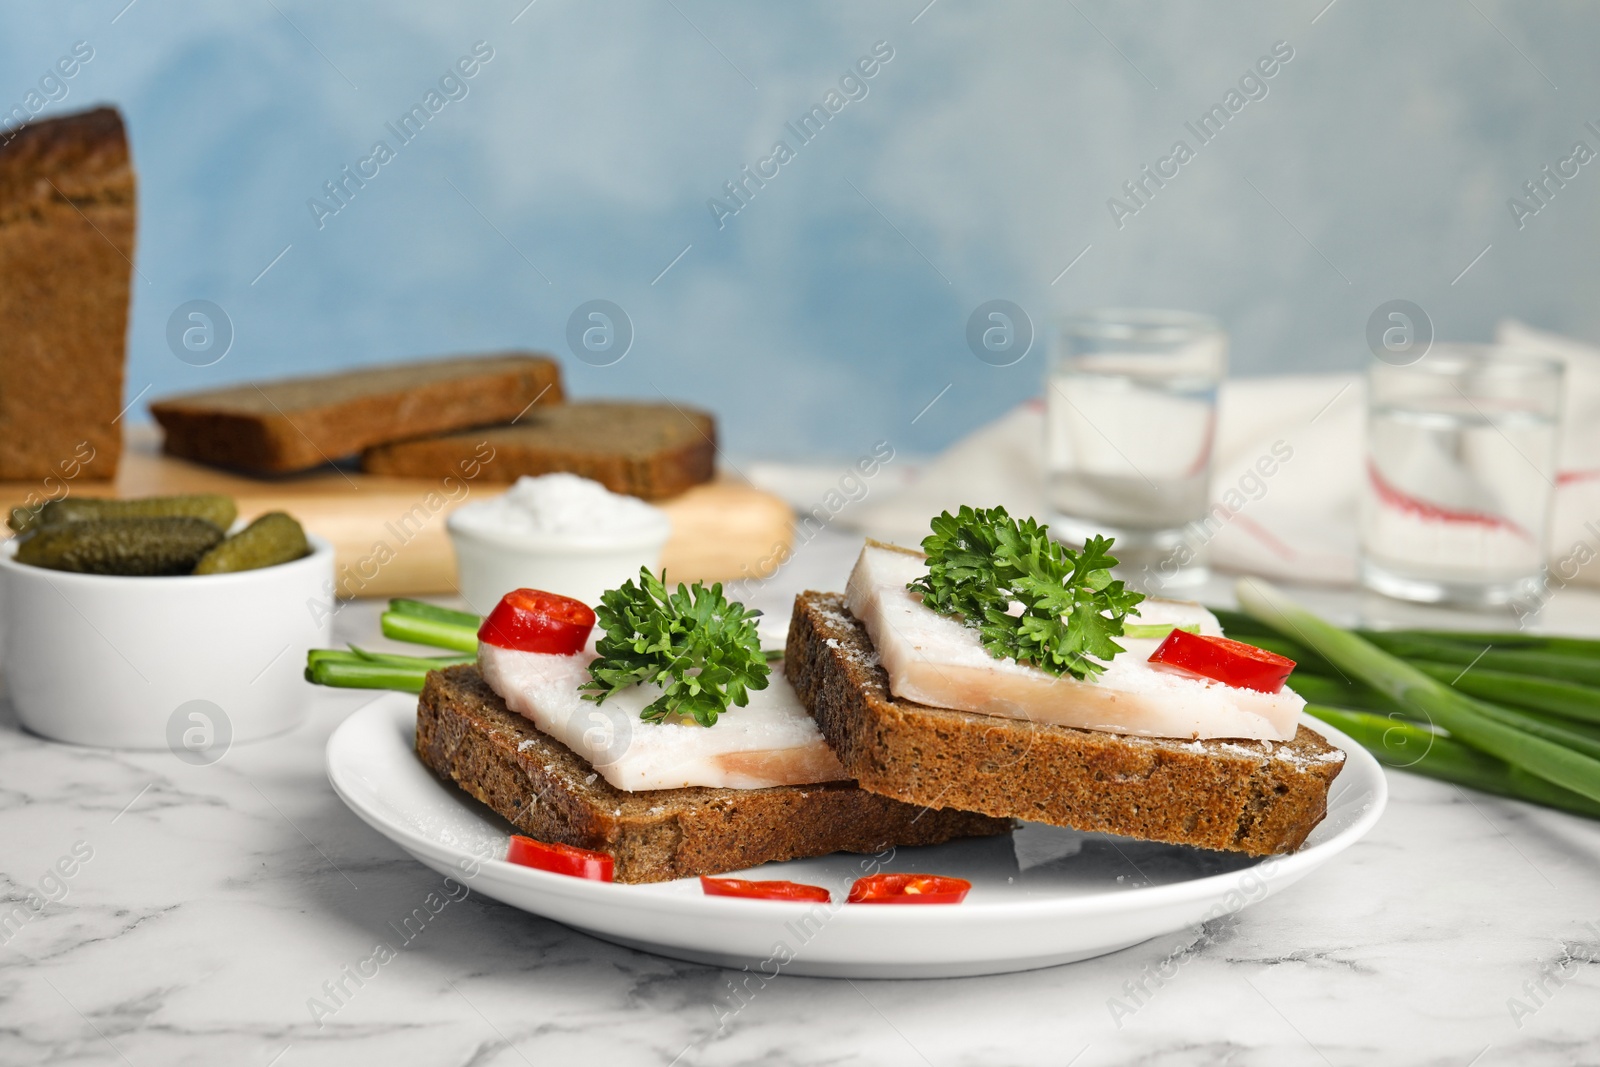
[[1147, 628, 1296, 693], [700, 876, 832, 903], [847, 873, 971, 905], [505, 835, 614, 881], [478, 589, 596, 655]]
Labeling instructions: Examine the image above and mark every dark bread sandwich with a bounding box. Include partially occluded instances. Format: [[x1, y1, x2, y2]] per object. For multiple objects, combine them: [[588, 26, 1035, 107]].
[[417, 664, 1010, 883], [781, 515, 1347, 857], [785, 591, 1343, 856]]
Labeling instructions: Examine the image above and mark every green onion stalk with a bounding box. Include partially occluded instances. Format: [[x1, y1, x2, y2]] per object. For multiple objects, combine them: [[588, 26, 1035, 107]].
[[305, 599, 482, 691], [1306, 706, 1600, 820], [379, 598, 482, 653], [1236, 578, 1600, 809]]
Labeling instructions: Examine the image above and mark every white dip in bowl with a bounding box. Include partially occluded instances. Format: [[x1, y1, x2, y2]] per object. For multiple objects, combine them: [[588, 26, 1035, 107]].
[[446, 474, 671, 613]]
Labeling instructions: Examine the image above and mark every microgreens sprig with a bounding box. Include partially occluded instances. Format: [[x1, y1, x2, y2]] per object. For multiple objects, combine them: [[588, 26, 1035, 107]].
[[908, 505, 1144, 680]]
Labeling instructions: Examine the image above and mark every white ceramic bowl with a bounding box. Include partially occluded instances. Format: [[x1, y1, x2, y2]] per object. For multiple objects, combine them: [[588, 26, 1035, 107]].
[[447, 515, 669, 615], [0, 534, 334, 752]]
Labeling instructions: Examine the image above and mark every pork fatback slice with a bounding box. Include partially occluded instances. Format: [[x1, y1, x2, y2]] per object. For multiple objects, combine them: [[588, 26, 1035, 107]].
[[478, 642, 847, 792], [842, 541, 1302, 741]]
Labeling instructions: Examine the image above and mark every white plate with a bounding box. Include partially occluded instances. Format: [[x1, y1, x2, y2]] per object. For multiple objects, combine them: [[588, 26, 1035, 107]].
[[327, 694, 1386, 979]]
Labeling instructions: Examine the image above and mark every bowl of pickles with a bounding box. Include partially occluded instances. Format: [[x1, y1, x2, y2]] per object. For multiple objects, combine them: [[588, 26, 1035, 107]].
[[0, 493, 334, 750]]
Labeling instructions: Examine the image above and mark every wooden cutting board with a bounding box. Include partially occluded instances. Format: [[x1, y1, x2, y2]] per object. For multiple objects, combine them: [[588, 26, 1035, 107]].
[[0, 426, 794, 599]]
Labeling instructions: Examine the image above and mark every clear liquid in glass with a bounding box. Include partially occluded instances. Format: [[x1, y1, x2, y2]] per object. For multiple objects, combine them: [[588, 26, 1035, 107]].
[[1361, 398, 1557, 604], [1046, 369, 1217, 536]]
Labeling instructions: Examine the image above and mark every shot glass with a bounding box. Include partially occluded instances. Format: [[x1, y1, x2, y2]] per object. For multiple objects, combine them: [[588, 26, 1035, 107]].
[[1045, 309, 1226, 584], [1360, 344, 1564, 607]]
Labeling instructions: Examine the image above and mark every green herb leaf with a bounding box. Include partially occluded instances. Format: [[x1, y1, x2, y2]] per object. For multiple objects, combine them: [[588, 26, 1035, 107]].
[[579, 567, 770, 727], [908, 506, 1145, 680]]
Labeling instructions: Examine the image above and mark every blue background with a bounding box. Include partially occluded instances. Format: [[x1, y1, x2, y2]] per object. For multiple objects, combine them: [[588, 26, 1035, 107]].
[[6, 1, 1598, 459]]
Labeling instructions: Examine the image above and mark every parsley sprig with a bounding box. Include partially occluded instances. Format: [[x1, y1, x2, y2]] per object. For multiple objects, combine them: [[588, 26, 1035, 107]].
[[580, 568, 769, 727], [907, 506, 1145, 680]]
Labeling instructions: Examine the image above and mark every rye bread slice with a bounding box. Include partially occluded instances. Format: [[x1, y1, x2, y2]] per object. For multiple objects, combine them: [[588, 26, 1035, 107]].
[[149, 352, 563, 474], [785, 592, 1346, 856], [0, 107, 134, 481], [416, 664, 1010, 884], [362, 401, 715, 501]]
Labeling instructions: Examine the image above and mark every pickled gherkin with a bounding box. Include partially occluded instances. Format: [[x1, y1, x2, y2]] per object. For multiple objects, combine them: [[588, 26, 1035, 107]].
[[193, 511, 310, 574], [7, 493, 238, 535], [14, 517, 225, 575]]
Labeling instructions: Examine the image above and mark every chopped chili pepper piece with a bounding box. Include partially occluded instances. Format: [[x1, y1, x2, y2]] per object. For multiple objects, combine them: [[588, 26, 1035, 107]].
[[506, 835, 614, 881], [1147, 628, 1296, 694], [847, 873, 971, 904], [700, 876, 831, 903], [478, 589, 596, 655]]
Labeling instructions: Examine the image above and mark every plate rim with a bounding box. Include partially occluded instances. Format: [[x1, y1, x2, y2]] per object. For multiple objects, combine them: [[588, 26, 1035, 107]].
[[327, 692, 1387, 922]]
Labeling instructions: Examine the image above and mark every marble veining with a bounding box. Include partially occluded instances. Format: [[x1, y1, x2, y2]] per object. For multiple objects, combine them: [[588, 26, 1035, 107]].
[[2, 530, 1598, 1065]]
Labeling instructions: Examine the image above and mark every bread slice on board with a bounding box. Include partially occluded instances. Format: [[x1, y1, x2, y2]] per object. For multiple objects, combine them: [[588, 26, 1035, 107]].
[[149, 353, 563, 474], [364, 400, 716, 501], [784, 592, 1346, 856], [0, 107, 134, 481], [416, 665, 1011, 884]]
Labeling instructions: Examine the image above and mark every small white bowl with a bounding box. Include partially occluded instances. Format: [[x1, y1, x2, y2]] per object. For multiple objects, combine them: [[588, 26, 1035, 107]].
[[447, 516, 669, 615], [0, 534, 334, 752]]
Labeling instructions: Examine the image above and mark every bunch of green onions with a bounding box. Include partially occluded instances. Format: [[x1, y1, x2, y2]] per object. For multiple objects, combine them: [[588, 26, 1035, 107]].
[[305, 599, 483, 692], [1228, 579, 1600, 820]]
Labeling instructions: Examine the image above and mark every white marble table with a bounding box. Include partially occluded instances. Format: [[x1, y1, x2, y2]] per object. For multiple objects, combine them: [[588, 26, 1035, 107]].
[[3, 529, 1599, 1067]]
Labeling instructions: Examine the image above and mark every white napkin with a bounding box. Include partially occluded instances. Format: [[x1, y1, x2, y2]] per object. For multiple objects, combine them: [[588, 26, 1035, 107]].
[[1496, 320, 1600, 589], [850, 320, 1600, 589]]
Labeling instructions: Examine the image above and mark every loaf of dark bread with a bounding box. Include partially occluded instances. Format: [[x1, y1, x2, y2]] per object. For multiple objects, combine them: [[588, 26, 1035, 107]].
[[784, 592, 1345, 856], [149, 353, 563, 474], [415, 665, 1010, 884], [363, 401, 715, 500], [0, 107, 134, 481]]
